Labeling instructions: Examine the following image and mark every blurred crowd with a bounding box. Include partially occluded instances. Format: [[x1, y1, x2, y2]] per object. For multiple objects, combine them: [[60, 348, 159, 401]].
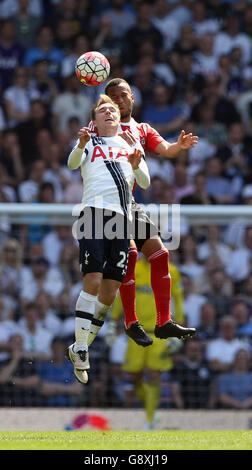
[[0, 0, 252, 410]]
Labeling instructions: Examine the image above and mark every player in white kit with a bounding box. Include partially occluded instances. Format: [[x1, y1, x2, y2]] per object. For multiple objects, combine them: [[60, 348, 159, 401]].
[[88, 79, 197, 347], [66, 95, 150, 384]]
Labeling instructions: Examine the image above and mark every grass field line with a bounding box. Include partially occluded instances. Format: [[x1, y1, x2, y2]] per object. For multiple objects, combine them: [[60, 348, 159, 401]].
[[0, 430, 252, 450]]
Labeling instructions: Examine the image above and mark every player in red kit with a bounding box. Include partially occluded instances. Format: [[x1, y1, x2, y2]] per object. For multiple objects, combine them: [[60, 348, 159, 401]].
[[89, 78, 198, 346]]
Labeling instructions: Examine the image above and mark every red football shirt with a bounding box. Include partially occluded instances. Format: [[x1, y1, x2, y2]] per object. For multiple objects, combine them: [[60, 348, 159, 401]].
[[88, 117, 164, 153]]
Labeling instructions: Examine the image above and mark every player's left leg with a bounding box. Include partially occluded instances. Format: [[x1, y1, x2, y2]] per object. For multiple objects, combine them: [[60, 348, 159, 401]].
[[119, 241, 153, 347], [141, 236, 196, 339], [119, 241, 138, 328], [120, 202, 158, 347], [88, 230, 130, 346], [142, 369, 161, 430], [67, 271, 103, 384], [122, 340, 146, 389], [130, 369, 161, 430], [67, 206, 105, 383], [88, 278, 121, 346]]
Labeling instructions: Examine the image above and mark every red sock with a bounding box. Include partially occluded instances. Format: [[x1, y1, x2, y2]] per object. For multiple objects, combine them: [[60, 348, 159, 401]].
[[120, 247, 138, 328], [148, 249, 171, 326]]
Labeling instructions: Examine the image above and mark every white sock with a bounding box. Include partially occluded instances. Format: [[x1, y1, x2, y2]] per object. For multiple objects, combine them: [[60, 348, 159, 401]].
[[88, 299, 110, 347], [74, 290, 97, 352]]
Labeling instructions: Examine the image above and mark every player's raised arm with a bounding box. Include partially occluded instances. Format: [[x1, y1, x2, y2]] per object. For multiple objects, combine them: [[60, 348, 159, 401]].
[[67, 127, 91, 170], [128, 149, 150, 189], [154, 130, 199, 158]]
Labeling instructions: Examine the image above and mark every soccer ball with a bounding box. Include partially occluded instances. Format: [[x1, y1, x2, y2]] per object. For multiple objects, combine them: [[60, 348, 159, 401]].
[[75, 51, 110, 87]]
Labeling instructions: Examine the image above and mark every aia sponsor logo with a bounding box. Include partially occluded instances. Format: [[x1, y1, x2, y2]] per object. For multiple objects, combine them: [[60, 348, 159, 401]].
[[91, 145, 128, 162]]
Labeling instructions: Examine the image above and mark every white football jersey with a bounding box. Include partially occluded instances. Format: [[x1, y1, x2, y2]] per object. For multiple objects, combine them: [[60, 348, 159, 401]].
[[74, 134, 144, 217]]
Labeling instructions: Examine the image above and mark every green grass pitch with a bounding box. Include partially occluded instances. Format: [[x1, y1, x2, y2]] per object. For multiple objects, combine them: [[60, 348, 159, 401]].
[[0, 430, 252, 450]]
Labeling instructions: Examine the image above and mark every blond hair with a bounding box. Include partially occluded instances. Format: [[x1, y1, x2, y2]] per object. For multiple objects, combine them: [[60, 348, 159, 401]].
[[91, 94, 120, 121], [0, 238, 23, 270]]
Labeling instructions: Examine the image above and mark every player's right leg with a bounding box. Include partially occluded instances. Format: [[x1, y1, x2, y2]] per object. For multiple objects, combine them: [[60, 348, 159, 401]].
[[118, 201, 155, 346], [67, 207, 104, 384], [120, 240, 153, 347], [132, 202, 196, 340], [87, 278, 121, 347], [123, 341, 157, 429], [67, 272, 103, 384]]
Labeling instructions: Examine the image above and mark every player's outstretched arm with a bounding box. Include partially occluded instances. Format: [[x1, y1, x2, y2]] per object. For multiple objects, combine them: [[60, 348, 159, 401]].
[[155, 130, 199, 158], [128, 149, 150, 189], [67, 127, 91, 170]]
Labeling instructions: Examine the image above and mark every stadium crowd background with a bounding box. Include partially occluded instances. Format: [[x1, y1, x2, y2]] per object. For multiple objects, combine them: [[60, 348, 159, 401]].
[[0, 0, 252, 412]]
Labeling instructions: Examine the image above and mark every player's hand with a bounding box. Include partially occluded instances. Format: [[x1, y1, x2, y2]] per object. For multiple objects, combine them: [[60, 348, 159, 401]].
[[78, 127, 91, 148], [177, 130, 198, 150], [105, 319, 117, 348], [128, 149, 142, 170], [118, 130, 137, 146]]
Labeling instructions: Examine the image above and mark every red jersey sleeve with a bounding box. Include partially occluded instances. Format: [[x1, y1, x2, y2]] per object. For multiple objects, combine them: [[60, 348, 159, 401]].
[[142, 123, 165, 152], [88, 120, 98, 135]]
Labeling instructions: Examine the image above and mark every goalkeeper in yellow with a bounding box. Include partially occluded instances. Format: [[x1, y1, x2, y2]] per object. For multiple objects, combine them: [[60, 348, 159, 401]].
[[108, 254, 184, 430]]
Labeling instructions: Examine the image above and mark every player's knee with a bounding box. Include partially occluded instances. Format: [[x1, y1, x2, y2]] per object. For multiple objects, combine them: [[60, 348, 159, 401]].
[[122, 247, 138, 283], [100, 279, 121, 305], [148, 370, 161, 383], [101, 292, 116, 305], [83, 273, 102, 295], [130, 239, 137, 249], [141, 237, 169, 258], [131, 372, 144, 384], [148, 247, 169, 271]]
